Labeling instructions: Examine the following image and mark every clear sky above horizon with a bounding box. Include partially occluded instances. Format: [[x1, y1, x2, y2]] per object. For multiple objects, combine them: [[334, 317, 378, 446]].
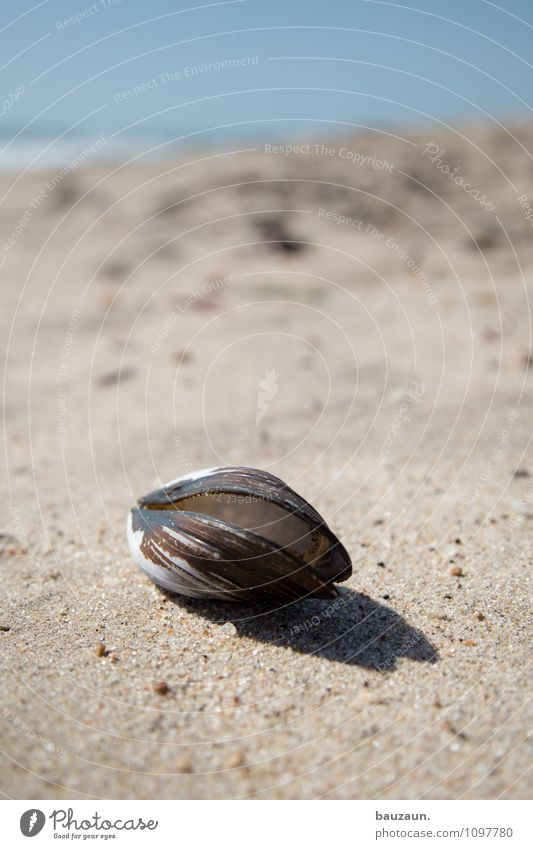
[[2, 0, 533, 148]]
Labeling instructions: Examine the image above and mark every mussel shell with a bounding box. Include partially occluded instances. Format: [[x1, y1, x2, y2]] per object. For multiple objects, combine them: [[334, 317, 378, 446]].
[[127, 466, 351, 602]]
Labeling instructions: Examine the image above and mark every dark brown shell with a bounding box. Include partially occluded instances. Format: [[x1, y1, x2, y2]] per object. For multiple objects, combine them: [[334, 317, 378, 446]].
[[127, 466, 351, 602]]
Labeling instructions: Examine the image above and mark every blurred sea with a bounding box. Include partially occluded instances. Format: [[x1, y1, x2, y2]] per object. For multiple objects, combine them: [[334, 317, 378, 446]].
[[0, 124, 192, 170], [0, 120, 380, 171]]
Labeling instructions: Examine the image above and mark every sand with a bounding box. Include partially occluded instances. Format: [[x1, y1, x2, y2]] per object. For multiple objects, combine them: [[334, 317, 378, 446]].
[[0, 121, 532, 799]]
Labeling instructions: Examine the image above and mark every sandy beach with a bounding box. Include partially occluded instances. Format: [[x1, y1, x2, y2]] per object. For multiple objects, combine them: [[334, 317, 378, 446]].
[[1, 120, 532, 799]]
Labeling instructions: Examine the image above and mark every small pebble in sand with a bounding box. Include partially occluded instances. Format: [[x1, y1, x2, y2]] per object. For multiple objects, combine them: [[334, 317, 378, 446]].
[[256, 217, 304, 253], [172, 350, 193, 367], [0, 623, 11, 631], [463, 639, 477, 646], [175, 756, 193, 773], [95, 641, 106, 657], [450, 565, 463, 577], [154, 681, 170, 695], [474, 611, 485, 621], [221, 622, 237, 636], [513, 468, 530, 478], [97, 367, 135, 388], [101, 259, 130, 280], [520, 350, 533, 370], [377, 560, 386, 568], [226, 750, 246, 769], [441, 719, 467, 739]]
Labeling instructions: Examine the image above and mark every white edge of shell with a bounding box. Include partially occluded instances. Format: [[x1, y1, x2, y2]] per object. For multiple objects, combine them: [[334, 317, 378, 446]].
[[159, 466, 221, 490], [126, 510, 190, 594]]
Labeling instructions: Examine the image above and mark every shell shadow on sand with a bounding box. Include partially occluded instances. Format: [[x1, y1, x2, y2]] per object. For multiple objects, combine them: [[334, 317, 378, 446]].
[[165, 587, 438, 671]]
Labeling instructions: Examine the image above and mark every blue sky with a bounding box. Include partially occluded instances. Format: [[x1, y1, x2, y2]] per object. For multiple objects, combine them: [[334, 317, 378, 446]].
[[2, 0, 533, 146]]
